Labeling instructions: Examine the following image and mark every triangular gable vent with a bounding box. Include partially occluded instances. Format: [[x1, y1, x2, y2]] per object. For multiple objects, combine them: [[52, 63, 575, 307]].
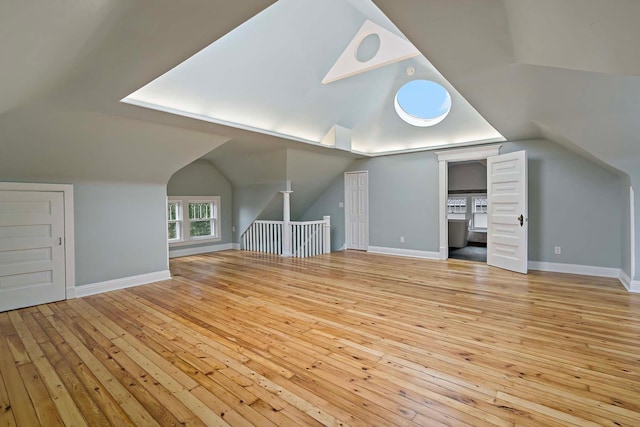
[[322, 19, 421, 84]]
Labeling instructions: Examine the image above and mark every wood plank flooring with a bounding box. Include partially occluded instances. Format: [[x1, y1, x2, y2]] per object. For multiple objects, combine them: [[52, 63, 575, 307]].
[[1, 250, 640, 426]]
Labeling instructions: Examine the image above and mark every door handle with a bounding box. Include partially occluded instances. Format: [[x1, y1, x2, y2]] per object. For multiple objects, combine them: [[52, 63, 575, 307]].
[[517, 214, 524, 227], [58, 237, 63, 246]]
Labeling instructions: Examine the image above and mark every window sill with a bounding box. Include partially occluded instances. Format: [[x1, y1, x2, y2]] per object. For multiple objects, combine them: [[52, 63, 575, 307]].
[[169, 237, 222, 248]]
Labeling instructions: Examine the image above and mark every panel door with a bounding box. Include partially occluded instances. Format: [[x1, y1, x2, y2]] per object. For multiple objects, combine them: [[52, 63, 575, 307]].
[[487, 151, 528, 274], [0, 191, 66, 312], [346, 172, 368, 250]]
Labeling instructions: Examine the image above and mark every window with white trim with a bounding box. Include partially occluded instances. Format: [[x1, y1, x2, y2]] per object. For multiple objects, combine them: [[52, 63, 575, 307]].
[[447, 197, 467, 214], [167, 201, 181, 242], [168, 196, 220, 245], [471, 196, 488, 230], [447, 197, 467, 221]]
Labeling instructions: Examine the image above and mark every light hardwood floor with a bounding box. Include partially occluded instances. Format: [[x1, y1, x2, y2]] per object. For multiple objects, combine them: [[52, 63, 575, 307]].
[[1, 250, 640, 426]]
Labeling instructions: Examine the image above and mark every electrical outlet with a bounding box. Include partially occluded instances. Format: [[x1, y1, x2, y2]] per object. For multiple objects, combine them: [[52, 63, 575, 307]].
[[400, 236, 405, 243], [232, 226, 236, 232], [554, 246, 561, 255], [339, 202, 344, 208]]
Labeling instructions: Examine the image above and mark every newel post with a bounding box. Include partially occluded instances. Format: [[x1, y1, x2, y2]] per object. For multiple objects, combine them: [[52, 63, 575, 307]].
[[323, 215, 331, 254], [281, 191, 293, 257]]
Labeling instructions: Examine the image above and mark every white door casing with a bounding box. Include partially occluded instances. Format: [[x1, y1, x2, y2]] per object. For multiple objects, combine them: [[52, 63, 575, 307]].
[[436, 145, 502, 260], [487, 150, 528, 274], [0, 186, 72, 312], [345, 171, 369, 250]]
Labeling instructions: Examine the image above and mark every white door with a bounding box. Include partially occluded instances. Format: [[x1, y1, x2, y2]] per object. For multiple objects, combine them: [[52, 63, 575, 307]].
[[345, 172, 368, 250], [487, 151, 528, 274], [0, 191, 66, 312]]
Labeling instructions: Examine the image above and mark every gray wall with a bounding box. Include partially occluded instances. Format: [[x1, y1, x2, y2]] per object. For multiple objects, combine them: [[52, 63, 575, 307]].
[[304, 139, 625, 269], [0, 179, 170, 287], [286, 148, 355, 219], [448, 162, 487, 191], [303, 150, 441, 252], [635, 175, 640, 281], [208, 148, 288, 242], [74, 183, 169, 285], [630, 173, 640, 280], [620, 175, 632, 279], [502, 140, 622, 267], [222, 146, 355, 242], [167, 160, 233, 254], [233, 182, 288, 242], [348, 152, 440, 252], [300, 173, 348, 251]]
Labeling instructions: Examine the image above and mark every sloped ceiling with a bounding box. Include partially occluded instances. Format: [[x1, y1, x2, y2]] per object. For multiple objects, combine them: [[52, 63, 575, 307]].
[[123, 0, 504, 154], [374, 0, 640, 178], [504, 0, 640, 76], [202, 138, 359, 219], [0, 0, 638, 183], [0, 0, 275, 183], [0, 0, 123, 116]]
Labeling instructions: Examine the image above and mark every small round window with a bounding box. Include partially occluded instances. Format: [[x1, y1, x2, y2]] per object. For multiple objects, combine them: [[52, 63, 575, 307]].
[[394, 80, 451, 127]]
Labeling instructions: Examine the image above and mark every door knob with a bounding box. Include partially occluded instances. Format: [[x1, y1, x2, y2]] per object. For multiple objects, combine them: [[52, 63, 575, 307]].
[[517, 214, 524, 227]]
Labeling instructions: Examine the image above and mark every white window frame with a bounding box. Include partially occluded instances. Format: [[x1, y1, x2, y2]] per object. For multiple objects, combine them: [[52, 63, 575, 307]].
[[471, 195, 488, 231], [168, 196, 221, 247], [167, 201, 182, 243], [447, 197, 467, 214]]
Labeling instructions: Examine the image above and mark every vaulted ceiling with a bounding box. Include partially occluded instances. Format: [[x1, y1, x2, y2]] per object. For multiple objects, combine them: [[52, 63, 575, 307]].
[[0, 0, 638, 183], [123, 0, 504, 154], [375, 0, 640, 177]]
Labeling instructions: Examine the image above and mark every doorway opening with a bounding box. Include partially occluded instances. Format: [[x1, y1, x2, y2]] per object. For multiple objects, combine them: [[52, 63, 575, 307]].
[[435, 144, 501, 263], [436, 145, 529, 274], [447, 161, 488, 262]]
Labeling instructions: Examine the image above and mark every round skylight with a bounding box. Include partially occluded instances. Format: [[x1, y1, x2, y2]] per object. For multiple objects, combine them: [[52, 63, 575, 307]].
[[394, 80, 452, 127], [355, 33, 380, 63]]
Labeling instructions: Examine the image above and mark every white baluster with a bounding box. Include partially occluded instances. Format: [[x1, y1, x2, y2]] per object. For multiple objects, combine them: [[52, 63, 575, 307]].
[[323, 216, 331, 254], [312, 225, 316, 256], [275, 223, 280, 254], [304, 225, 308, 258], [256, 223, 260, 252]]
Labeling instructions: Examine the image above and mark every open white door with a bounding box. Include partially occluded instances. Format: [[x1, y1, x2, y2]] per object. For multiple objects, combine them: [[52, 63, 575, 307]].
[[487, 151, 528, 274], [0, 191, 66, 312]]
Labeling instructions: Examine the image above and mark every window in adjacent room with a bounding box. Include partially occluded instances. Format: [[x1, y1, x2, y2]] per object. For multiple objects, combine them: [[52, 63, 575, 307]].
[[447, 197, 467, 219], [168, 196, 220, 245], [167, 201, 181, 242], [471, 196, 488, 230]]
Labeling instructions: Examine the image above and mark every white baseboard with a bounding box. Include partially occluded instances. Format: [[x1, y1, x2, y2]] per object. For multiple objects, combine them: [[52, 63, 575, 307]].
[[75, 270, 171, 298], [367, 246, 440, 260], [527, 261, 619, 278], [232, 243, 241, 250], [619, 270, 640, 293], [169, 243, 234, 258]]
